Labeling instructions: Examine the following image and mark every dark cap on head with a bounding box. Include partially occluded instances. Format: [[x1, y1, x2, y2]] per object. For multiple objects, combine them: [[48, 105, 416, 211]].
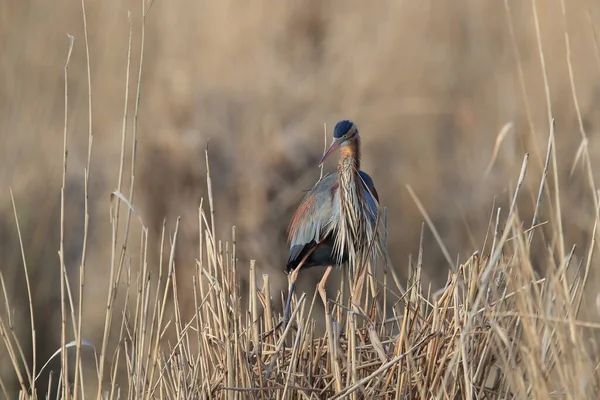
[[333, 120, 357, 138]]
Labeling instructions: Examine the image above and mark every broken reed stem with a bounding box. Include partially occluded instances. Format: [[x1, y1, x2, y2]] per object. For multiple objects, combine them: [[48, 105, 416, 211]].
[[249, 260, 260, 356]]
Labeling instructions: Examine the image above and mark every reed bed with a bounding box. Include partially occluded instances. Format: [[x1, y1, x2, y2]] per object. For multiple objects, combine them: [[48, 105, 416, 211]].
[[4, 143, 600, 399], [131, 166, 600, 399]]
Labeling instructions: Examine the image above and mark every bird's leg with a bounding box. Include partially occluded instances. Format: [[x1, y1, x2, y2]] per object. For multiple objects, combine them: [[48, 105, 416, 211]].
[[282, 249, 314, 329], [317, 265, 334, 313], [262, 247, 318, 342], [263, 260, 307, 380], [318, 264, 343, 389], [282, 271, 298, 328]]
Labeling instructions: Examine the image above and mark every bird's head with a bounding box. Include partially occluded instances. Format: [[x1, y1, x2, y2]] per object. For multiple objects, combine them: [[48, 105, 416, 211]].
[[319, 120, 359, 166]]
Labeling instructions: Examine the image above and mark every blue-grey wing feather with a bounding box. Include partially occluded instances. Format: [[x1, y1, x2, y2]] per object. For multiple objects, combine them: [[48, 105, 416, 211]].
[[358, 170, 379, 214], [287, 173, 340, 263]]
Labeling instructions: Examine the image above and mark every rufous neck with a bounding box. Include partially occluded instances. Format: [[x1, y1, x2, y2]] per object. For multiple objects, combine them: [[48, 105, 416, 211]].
[[338, 138, 361, 171]]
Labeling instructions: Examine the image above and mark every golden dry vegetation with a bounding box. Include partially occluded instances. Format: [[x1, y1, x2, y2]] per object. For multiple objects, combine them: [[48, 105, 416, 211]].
[[2, 0, 600, 398]]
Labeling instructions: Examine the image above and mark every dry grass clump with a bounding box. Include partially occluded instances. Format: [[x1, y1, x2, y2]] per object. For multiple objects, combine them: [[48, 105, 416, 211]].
[[3, 144, 600, 399]]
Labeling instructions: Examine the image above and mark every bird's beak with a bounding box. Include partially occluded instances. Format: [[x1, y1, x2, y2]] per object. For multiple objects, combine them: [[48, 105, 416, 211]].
[[319, 138, 343, 166]]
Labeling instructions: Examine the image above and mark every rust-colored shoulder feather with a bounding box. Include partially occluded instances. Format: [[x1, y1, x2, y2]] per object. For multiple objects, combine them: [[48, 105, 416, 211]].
[[287, 190, 316, 243], [286, 174, 340, 263]]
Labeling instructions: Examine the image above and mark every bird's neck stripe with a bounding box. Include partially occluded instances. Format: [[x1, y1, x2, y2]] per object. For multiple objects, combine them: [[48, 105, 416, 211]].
[[339, 140, 360, 170]]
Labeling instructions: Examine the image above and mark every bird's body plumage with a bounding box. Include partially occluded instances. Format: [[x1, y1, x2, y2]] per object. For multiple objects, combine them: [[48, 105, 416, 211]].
[[285, 120, 384, 277], [285, 170, 379, 272]]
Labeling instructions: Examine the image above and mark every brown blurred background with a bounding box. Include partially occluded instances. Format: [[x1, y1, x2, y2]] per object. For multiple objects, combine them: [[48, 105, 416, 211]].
[[2, 0, 600, 396]]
